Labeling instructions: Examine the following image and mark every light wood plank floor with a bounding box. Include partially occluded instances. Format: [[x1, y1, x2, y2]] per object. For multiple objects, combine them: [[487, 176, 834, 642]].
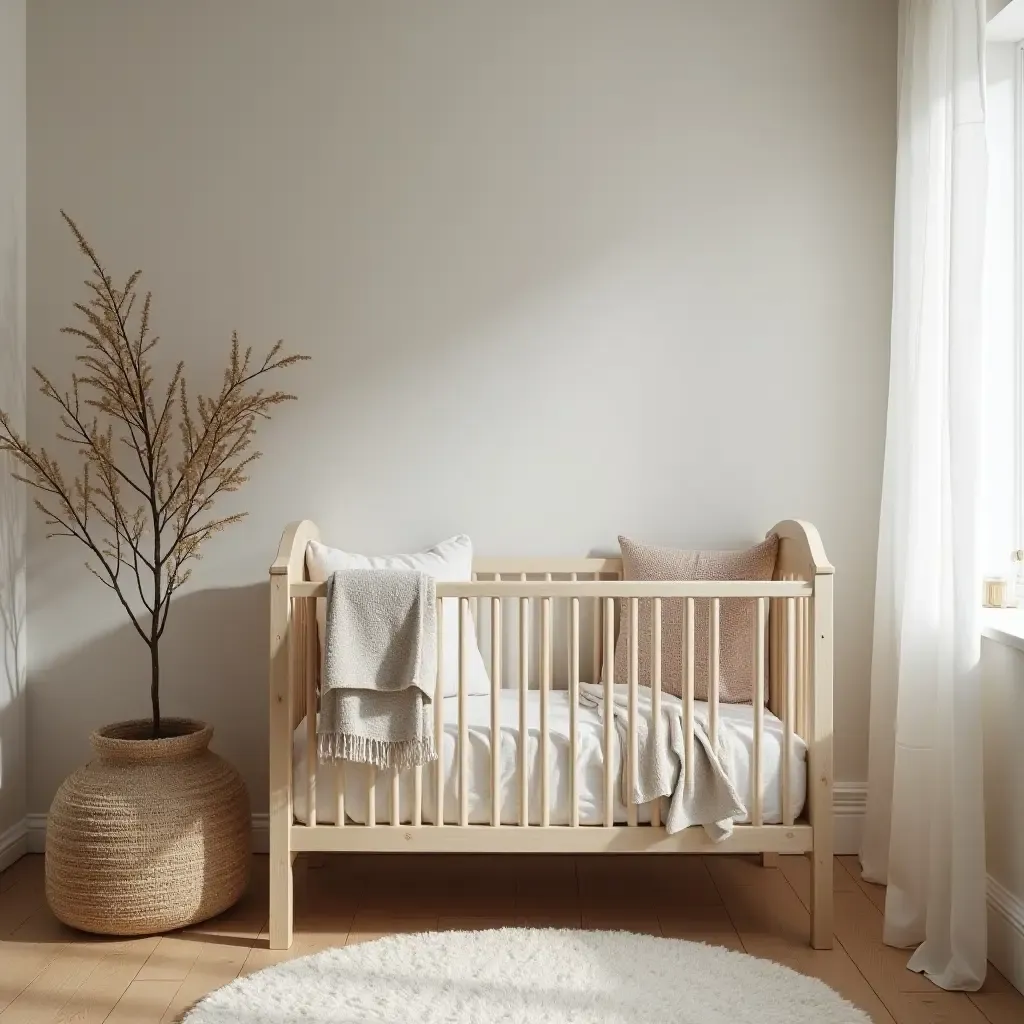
[[1, 853, 1020, 1023]]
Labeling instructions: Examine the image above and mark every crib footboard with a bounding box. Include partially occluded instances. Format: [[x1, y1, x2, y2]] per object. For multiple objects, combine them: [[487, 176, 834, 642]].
[[268, 519, 834, 950]]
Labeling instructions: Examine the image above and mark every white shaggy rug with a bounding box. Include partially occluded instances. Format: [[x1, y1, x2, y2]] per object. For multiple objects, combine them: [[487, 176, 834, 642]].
[[184, 928, 871, 1023]]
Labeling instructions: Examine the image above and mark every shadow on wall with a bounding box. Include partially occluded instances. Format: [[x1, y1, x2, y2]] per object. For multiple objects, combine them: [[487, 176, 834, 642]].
[[0, 221, 27, 835], [30, 584, 269, 816]]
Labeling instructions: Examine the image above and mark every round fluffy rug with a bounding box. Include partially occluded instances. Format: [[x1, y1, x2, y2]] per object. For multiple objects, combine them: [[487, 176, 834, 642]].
[[184, 928, 870, 1023]]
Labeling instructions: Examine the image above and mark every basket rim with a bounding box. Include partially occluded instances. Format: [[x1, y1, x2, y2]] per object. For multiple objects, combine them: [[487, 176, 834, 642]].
[[90, 718, 212, 760]]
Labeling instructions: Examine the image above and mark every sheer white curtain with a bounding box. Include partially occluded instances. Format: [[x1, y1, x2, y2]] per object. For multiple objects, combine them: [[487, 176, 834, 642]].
[[860, 0, 988, 993]]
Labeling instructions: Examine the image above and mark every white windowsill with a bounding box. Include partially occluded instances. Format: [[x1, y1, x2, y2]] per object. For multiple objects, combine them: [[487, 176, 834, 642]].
[[981, 607, 1024, 652]]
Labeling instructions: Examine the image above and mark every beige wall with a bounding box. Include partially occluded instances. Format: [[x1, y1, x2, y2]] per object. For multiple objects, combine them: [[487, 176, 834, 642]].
[[0, 0, 27, 857], [26, 0, 896, 816]]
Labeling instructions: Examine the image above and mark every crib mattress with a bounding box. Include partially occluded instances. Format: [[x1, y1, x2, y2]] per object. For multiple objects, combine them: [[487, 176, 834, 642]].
[[293, 687, 806, 827]]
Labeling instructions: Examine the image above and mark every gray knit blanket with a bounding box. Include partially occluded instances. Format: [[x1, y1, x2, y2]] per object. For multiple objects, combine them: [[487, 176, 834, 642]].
[[579, 683, 745, 839], [318, 568, 438, 771]]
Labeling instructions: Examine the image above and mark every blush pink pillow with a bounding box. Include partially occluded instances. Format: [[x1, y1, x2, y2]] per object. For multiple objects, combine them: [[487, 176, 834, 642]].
[[612, 534, 779, 703]]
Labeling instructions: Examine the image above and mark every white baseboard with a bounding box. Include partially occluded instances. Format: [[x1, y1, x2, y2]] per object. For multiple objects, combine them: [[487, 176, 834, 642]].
[[832, 783, 867, 856], [0, 819, 28, 872], [25, 813, 46, 854], [251, 813, 269, 854], [988, 875, 1024, 994], [19, 787, 867, 859]]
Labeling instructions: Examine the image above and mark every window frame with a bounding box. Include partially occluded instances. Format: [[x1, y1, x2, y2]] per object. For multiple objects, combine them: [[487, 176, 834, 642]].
[[1014, 40, 1024, 552]]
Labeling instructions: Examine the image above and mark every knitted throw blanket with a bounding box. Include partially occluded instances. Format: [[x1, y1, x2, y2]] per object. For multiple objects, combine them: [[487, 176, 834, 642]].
[[579, 683, 744, 840], [318, 568, 438, 771]]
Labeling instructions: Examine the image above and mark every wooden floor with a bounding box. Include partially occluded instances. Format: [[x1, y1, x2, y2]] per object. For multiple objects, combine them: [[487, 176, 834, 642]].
[[0, 853, 1021, 1023]]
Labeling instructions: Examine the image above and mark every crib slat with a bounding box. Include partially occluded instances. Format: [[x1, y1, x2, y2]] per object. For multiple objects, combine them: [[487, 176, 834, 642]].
[[798, 596, 809, 738], [783, 596, 796, 827], [568, 572, 576, 699], [472, 571, 482, 640], [805, 594, 812, 737], [304, 598, 317, 827], [709, 597, 720, 749], [749, 598, 765, 827], [335, 761, 345, 828], [491, 596, 502, 828], [770, 597, 779, 713], [650, 597, 662, 829], [459, 597, 470, 828], [367, 766, 377, 828], [627, 598, 639, 827], [535, 580, 544, 704], [519, 582, 530, 828], [541, 587, 552, 828], [684, 597, 695, 794], [592, 577, 602, 688], [752, 597, 766, 826], [390, 767, 400, 826], [794, 595, 802, 737], [435, 598, 445, 827], [603, 596, 615, 828], [413, 762, 422, 827], [570, 585, 580, 828]]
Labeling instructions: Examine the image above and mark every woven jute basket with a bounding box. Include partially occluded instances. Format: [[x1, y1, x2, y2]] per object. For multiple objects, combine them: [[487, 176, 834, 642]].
[[45, 718, 251, 936]]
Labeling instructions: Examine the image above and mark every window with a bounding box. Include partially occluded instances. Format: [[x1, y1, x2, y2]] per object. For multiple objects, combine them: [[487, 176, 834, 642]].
[[1013, 42, 1024, 558], [980, 36, 1023, 587]]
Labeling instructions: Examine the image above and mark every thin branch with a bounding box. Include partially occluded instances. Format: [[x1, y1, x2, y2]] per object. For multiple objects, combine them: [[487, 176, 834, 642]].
[[36, 498, 150, 646], [158, 359, 302, 522], [39, 368, 151, 503]]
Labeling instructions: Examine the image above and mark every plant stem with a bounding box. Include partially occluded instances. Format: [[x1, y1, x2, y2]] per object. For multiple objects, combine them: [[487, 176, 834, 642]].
[[151, 641, 160, 738], [151, 528, 161, 736]]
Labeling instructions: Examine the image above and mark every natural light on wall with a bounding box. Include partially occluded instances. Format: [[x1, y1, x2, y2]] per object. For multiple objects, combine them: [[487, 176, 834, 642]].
[[0, 0, 26, 867]]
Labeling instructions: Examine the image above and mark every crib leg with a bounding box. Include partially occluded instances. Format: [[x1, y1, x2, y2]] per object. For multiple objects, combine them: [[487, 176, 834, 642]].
[[269, 572, 296, 949], [269, 844, 294, 950], [269, 853, 294, 949], [810, 847, 834, 949], [809, 569, 834, 949], [760, 852, 780, 868]]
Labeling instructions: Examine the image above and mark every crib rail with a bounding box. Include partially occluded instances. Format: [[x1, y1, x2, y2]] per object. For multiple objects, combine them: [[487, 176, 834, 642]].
[[288, 579, 813, 599]]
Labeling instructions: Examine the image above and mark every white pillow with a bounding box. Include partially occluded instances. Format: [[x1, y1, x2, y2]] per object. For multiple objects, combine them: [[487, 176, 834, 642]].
[[305, 536, 491, 698]]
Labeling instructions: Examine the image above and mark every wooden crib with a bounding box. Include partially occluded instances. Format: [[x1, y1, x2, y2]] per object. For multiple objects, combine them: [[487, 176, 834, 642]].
[[268, 519, 834, 950]]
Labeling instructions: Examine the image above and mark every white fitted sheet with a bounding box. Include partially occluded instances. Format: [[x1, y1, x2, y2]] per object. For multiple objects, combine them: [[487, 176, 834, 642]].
[[293, 687, 806, 827]]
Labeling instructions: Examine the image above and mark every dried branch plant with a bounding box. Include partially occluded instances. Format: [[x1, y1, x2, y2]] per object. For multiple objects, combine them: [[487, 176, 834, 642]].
[[0, 212, 309, 735]]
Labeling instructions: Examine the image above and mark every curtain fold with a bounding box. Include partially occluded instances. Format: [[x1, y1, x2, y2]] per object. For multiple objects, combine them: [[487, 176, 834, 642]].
[[860, 0, 988, 992]]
